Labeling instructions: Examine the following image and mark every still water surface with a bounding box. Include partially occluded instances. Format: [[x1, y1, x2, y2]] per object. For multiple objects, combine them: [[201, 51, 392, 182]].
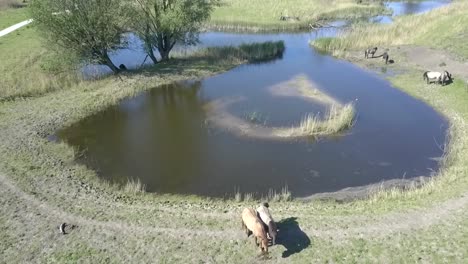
[[58, 1, 449, 197]]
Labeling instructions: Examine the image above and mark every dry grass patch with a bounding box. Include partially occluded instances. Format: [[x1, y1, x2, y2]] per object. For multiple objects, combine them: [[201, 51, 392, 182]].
[[312, 1, 468, 58]]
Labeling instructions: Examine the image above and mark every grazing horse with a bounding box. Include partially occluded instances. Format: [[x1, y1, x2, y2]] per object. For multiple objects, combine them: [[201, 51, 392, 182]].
[[441, 70, 452, 86], [256, 203, 278, 245], [423, 71, 442, 84], [423, 71, 452, 85], [241, 208, 269, 254], [365, 47, 378, 58]]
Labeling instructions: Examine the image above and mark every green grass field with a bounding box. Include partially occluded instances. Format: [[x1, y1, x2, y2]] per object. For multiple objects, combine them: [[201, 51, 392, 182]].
[[209, 0, 388, 31], [0, 7, 28, 29]]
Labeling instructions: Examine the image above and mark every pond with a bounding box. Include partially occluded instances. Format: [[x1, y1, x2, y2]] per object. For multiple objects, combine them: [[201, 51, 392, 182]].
[[57, 1, 450, 198]]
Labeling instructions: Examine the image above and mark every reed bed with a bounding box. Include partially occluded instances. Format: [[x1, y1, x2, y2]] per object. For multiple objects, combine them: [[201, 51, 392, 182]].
[[209, 0, 387, 32], [191, 41, 285, 62], [298, 103, 355, 135]]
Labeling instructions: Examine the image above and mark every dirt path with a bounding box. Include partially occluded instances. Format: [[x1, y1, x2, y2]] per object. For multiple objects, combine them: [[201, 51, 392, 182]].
[[400, 46, 468, 80], [1, 169, 467, 245]]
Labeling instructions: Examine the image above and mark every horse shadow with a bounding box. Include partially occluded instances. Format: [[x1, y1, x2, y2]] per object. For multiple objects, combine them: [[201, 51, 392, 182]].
[[276, 217, 311, 258]]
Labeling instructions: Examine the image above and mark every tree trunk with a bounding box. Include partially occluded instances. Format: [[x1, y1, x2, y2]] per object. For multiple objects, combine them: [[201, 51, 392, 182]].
[[159, 48, 170, 61], [148, 47, 159, 64], [101, 51, 120, 74]]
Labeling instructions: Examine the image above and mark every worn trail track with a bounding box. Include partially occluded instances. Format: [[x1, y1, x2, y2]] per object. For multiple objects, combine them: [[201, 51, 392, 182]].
[[2, 171, 467, 243]]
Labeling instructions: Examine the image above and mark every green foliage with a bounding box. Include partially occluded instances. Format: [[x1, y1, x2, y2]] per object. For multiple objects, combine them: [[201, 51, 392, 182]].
[[29, 0, 128, 72], [130, 0, 217, 63]]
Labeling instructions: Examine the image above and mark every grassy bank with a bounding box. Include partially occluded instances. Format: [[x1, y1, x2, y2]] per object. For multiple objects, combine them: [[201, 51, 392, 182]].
[[310, 0, 468, 204], [209, 0, 388, 31], [0, 5, 28, 28], [312, 1, 468, 59]]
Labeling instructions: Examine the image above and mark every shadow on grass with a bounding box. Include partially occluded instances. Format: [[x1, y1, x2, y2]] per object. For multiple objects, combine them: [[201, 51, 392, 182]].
[[276, 217, 311, 258]]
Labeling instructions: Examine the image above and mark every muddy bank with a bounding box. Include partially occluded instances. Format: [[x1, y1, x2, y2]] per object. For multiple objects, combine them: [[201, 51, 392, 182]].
[[300, 176, 431, 202]]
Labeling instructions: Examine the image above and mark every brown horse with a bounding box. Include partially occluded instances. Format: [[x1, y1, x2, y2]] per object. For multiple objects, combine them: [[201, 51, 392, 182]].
[[241, 208, 269, 253]]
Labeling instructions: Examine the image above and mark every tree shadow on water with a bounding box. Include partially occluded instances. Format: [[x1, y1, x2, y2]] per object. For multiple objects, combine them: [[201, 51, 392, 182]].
[[276, 217, 311, 258]]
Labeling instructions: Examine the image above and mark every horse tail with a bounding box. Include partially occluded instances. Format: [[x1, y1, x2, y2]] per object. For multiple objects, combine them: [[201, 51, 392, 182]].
[[423, 71, 429, 81]]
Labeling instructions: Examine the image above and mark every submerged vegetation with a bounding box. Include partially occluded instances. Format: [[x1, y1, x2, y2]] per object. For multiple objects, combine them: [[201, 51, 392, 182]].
[[204, 75, 356, 140]]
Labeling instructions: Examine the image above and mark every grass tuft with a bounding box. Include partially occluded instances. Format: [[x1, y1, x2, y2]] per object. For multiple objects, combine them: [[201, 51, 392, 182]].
[[299, 103, 355, 135], [123, 178, 146, 194]]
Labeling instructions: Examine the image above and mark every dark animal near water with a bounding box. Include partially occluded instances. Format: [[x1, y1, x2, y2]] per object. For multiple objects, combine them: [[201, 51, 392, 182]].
[[423, 70, 452, 86], [256, 203, 278, 245], [119, 64, 128, 71], [382, 52, 389, 64], [365, 47, 378, 58], [241, 208, 269, 254]]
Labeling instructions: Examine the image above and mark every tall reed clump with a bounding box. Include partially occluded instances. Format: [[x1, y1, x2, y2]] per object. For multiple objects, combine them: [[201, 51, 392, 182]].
[[198, 41, 285, 63], [299, 103, 355, 135], [123, 178, 146, 194], [263, 186, 292, 202], [208, 0, 388, 32]]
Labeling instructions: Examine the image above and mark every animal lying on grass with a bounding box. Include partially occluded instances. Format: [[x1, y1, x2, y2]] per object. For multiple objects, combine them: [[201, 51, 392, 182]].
[[423, 70, 452, 86], [256, 203, 279, 245], [241, 208, 269, 254]]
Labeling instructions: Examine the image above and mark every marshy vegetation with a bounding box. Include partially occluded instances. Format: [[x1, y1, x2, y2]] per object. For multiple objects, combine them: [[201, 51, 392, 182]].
[[311, 1, 468, 58], [234, 186, 292, 202], [209, 0, 389, 31], [298, 103, 355, 135]]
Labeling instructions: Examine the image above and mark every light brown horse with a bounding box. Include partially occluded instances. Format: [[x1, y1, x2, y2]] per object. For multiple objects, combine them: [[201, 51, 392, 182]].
[[241, 208, 269, 253]]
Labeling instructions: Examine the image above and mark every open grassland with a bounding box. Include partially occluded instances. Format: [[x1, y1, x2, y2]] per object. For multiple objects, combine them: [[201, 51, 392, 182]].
[[0, 5, 28, 28], [312, 1, 468, 59], [1, 2, 468, 262], [209, 0, 388, 31]]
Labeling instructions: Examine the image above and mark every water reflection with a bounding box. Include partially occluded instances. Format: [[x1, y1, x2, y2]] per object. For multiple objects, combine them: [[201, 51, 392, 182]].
[[60, 1, 450, 198]]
